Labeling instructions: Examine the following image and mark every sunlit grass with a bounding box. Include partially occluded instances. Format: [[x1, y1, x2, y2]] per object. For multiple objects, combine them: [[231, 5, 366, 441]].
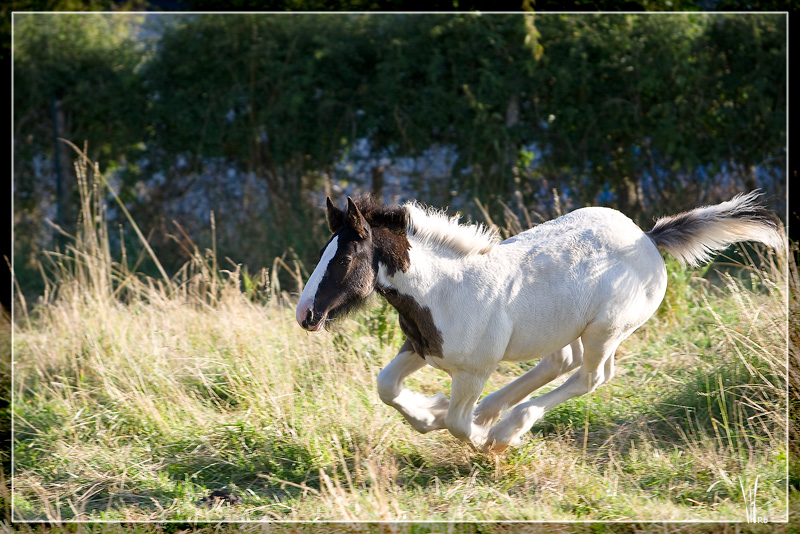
[[10, 153, 790, 522]]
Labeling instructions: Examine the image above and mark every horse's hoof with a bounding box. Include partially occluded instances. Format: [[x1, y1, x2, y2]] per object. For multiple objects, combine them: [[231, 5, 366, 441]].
[[482, 438, 510, 454]]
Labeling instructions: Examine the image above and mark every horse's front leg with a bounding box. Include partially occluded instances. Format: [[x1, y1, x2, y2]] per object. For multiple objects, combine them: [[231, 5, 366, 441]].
[[444, 368, 494, 448], [376, 340, 449, 433]]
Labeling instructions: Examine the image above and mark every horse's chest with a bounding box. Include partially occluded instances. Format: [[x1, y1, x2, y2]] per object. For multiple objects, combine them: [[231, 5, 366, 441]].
[[379, 287, 444, 358]]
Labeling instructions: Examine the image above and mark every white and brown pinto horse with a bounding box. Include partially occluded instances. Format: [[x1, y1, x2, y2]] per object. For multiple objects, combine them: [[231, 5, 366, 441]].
[[296, 192, 783, 453]]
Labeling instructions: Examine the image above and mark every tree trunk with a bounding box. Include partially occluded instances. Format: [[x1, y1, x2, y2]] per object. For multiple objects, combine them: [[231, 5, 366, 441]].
[[371, 165, 385, 202], [740, 163, 758, 192], [51, 96, 74, 238], [618, 175, 643, 222], [505, 94, 520, 201]]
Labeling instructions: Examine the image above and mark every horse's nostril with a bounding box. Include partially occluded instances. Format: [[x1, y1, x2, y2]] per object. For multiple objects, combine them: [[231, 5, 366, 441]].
[[302, 309, 315, 328]]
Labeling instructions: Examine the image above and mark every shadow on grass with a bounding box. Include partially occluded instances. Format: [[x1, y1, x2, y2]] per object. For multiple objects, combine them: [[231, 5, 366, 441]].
[[538, 357, 782, 454], [526, 349, 784, 506]]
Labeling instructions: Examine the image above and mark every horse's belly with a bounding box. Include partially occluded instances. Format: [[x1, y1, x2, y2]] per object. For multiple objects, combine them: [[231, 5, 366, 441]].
[[501, 316, 585, 362]]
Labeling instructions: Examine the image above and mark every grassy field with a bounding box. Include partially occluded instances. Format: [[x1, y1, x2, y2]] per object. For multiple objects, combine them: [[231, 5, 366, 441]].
[[9, 161, 792, 523]]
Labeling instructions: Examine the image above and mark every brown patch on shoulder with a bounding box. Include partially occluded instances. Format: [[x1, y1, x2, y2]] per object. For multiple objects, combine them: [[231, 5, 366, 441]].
[[378, 286, 443, 358]]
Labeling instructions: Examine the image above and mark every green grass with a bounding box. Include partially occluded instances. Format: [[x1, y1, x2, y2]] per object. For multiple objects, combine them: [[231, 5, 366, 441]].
[[9, 155, 791, 522]]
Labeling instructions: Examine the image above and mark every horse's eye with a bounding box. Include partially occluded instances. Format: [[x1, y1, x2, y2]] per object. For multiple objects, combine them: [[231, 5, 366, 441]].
[[339, 257, 351, 266]]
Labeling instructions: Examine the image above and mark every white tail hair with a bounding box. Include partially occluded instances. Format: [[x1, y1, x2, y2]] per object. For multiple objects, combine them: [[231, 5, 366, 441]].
[[646, 191, 783, 267]]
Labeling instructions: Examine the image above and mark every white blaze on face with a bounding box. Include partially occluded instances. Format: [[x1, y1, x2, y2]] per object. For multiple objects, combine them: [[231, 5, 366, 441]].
[[296, 235, 339, 327]]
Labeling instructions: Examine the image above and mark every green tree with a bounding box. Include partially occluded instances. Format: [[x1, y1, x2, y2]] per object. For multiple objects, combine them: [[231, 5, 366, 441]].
[[3, 0, 149, 65], [696, 15, 786, 191], [526, 14, 785, 220], [141, 15, 379, 268], [11, 12, 786, 297], [358, 14, 540, 201], [13, 13, 148, 289]]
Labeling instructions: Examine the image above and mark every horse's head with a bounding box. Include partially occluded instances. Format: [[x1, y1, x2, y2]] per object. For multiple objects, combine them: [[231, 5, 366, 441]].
[[296, 195, 410, 331]]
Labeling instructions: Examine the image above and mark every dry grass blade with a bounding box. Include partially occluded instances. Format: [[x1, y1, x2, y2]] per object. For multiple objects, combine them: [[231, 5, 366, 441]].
[[58, 137, 171, 286]]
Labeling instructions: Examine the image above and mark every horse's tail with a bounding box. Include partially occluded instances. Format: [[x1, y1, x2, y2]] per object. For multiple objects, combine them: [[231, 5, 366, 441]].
[[646, 191, 784, 267]]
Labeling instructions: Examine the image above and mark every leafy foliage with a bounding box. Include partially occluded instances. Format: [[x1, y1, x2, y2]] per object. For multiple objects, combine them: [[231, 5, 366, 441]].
[[14, 14, 148, 190], [13, 13, 149, 293], [524, 14, 785, 217], [12, 13, 787, 296]]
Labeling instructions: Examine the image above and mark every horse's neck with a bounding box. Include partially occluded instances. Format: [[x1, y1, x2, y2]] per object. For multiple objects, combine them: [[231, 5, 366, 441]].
[[377, 239, 462, 305]]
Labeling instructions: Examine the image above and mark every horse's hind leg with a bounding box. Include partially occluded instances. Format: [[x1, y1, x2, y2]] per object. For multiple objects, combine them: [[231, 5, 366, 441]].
[[485, 326, 623, 453], [473, 339, 583, 428], [377, 340, 449, 433]]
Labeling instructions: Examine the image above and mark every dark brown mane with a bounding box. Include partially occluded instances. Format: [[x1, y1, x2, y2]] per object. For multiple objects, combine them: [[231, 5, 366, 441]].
[[349, 193, 411, 276], [350, 192, 409, 232]]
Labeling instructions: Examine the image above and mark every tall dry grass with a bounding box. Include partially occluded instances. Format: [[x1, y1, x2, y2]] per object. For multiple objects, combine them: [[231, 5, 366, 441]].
[[9, 151, 792, 522]]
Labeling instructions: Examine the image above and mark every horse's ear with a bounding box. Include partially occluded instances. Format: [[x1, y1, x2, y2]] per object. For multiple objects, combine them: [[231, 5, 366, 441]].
[[326, 197, 344, 233], [346, 196, 369, 239]]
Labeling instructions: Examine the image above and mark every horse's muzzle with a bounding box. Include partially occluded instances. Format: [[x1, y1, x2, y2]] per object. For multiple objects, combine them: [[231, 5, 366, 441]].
[[296, 302, 326, 332]]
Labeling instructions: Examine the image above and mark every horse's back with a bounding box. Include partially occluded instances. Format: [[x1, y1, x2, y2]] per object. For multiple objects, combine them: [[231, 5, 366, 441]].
[[500, 206, 640, 248], [496, 207, 667, 361]]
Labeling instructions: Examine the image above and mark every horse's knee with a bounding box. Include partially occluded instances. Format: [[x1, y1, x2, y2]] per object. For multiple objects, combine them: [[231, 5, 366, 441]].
[[563, 359, 581, 374], [473, 394, 506, 427], [587, 369, 606, 393], [445, 412, 473, 442], [376, 348, 427, 406], [376, 367, 399, 405], [569, 367, 605, 396]]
